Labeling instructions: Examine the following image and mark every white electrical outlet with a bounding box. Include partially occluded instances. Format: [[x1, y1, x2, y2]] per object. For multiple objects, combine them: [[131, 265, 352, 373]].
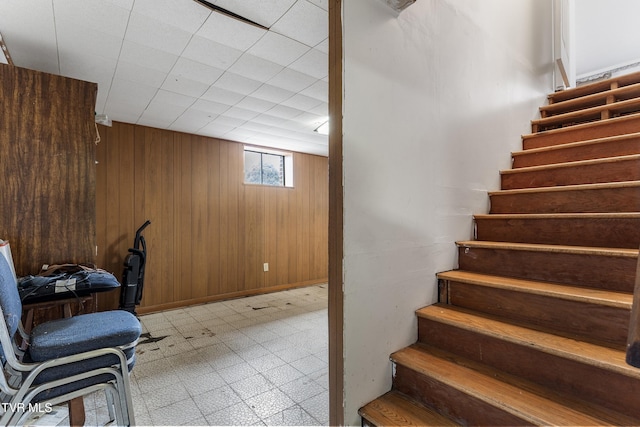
[[263, 263, 269, 272]]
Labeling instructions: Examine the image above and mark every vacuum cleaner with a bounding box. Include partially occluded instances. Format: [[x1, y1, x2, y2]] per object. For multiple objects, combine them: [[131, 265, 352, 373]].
[[120, 220, 151, 315]]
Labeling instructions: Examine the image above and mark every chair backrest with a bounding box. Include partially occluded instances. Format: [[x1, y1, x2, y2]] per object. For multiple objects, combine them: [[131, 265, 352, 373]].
[[0, 253, 21, 340]]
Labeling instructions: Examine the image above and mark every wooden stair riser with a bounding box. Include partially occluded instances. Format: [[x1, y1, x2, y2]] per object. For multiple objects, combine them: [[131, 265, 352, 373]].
[[474, 216, 640, 249], [512, 134, 640, 168], [489, 185, 640, 214], [522, 114, 640, 149], [457, 245, 637, 292], [392, 364, 529, 426], [417, 316, 640, 417], [501, 156, 640, 190], [440, 279, 629, 348]]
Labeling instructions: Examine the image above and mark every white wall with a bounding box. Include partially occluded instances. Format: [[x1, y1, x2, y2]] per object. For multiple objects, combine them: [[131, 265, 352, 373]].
[[341, 0, 553, 424], [575, 0, 640, 77]]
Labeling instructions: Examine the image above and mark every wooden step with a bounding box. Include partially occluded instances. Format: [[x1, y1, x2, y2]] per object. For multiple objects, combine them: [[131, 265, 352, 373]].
[[437, 270, 632, 347], [392, 343, 638, 426], [500, 154, 640, 190], [522, 112, 640, 149], [548, 71, 640, 104], [540, 82, 640, 118], [532, 97, 640, 133], [489, 181, 640, 214], [512, 132, 640, 168], [416, 305, 640, 417], [456, 241, 638, 292], [474, 213, 640, 249], [359, 390, 459, 427]]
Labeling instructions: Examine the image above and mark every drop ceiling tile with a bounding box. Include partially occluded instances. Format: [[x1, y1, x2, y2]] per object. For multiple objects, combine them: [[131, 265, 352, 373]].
[[191, 99, 232, 116], [58, 52, 116, 88], [314, 38, 328, 54], [197, 10, 266, 51], [132, 0, 210, 33], [182, 36, 243, 70], [107, 78, 158, 109], [247, 31, 309, 67], [0, 0, 59, 73], [250, 84, 295, 104], [170, 57, 225, 85], [198, 122, 234, 138], [299, 79, 328, 102], [223, 106, 260, 121], [251, 114, 288, 128], [104, 0, 134, 11], [264, 104, 304, 120], [103, 105, 143, 124], [308, 102, 328, 117], [281, 93, 322, 111], [152, 89, 197, 108], [53, 0, 130, 39], [170, 110, 216, 133], [120, 40, 178, 73], [306, 0, 328, 11], [56, 24, 122, 61], [228, 54, 283, 83], [235, 96, 277, 113], [125, 12, 192, 55], [267, 68, 317, 93], [137, 116, 176, 129], [214, 115, 247, 127], [213, 0, 297, 28], [140, 100, 187, 123], [213, 72, 262, 96], [162, 75, 209, 98], [288, 48, 327, 79], [115, 60, 168, 87], [291, 112, 326, 130], [270, 0, 327, 47], [201, 86, 245, 105]]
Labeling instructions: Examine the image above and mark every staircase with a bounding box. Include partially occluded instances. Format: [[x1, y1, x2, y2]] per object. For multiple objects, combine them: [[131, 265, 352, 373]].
[[359, 72, 640, 426]]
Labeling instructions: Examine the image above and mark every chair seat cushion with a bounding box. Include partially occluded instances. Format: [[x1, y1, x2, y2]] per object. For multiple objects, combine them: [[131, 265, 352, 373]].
[[29, 310, 141, 361]]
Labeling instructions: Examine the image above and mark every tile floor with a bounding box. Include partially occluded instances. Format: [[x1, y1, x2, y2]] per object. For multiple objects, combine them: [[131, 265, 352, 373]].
[[66, 284, 328, 426]]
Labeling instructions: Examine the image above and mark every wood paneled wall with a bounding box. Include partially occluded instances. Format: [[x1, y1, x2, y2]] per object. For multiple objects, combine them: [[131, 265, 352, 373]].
[[0, 64, 97, 276], [96, 122, 328, 313]]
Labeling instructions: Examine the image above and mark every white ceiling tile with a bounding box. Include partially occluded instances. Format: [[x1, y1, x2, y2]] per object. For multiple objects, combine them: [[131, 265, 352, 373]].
[[281, 93, 322, 111], [140, 100, 187, 123], [152, 89, 197, 108], [299, 79, 328, 102], [0, 0, 59, 74], [103, 104, 143, 124], [104, 0, 134, 11], [314, 37, 329, 54], [250, 84, 295, 104], [264, 104, 304, 120], [137, 116, 175, 129], [247, 31, 310, 67], [267, 68, 317, 92], [56, 25, 122, 61], [288, 48, 327, 79], [58, 52, 116, 88], [170, 57, 224, 85], [53, 0, 130, 39], [120, 40, 178, 73], [235, 96, 277, 113], [291, 112, 327, 130], [182, 36, 243, 70], [132, 0, 210, 33], [306, 0, 328, 11], [197, 10, 266, 51], [214, 115, 246, 127], [213, 72, 262, 95], [198, 122, 234, 138], [161, 75, 209, 98], [213, 0, 297, 28], [222, 106, 260, 121], [107, 78, 158, 109], [170, 109, 216, 133], [201, 86, 245, 105], [228, 54, 283, 83], [270, 0, 327, 47], [115, 61, 168, 87], [191, 99, 232, 115], [309, 102, 328, 117], [251, 114, 288, 127], [125, 12, 192, 55]]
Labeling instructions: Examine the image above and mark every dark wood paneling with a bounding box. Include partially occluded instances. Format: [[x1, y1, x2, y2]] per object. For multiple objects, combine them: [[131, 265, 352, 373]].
[[95, 122, 328, 312], [0, 64, 97, 276]]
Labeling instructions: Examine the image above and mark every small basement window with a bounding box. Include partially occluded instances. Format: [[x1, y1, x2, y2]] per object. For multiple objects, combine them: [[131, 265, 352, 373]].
[[244, 147, 293, 187]]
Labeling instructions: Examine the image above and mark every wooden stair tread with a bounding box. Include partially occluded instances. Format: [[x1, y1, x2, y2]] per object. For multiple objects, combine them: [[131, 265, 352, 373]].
[[500, 153, 640, 175], [456, 240, 639, 258], [541, 82, 640, 116], [473, 212, 640, 220], [437, 270, 632, 308], [392, 344, 636, 426], [416, 305, 640, 379], [533, 97, 640, 129], [359, 391, 459, 427], [548, 71, 640, 104], [488, 180, 640, 196], [522, 111, 640, 140], [513, 131, 640, 158]]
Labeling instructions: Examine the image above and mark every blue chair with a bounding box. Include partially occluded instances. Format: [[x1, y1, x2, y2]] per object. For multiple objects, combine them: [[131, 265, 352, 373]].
[[0, 254, 141, 426]]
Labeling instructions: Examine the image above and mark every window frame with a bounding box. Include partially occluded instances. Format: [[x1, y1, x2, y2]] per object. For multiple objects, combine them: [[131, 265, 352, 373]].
[[243, 146, 294, 188]]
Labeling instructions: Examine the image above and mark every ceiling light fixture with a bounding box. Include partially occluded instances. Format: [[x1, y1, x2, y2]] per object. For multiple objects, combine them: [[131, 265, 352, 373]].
[[315, 121, 329, 135], [192, 0, 269, 30]]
